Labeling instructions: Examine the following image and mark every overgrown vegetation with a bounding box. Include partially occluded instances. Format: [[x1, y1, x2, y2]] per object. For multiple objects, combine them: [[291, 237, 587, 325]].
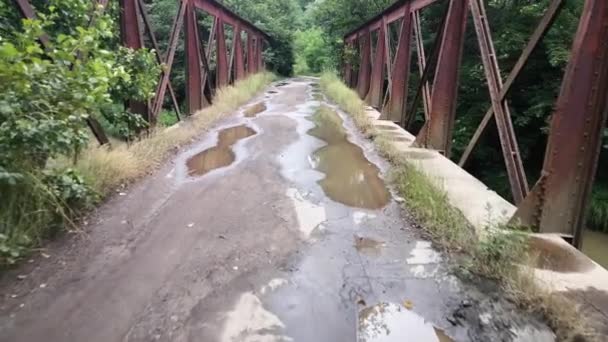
[[0, 0, 275, 266], [0, 0, 159, 265], [319, 72, 595, 341], [72, 72, 275, 197]]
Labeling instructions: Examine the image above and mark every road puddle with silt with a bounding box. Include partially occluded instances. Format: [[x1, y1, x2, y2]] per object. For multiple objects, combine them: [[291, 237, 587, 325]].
[[187, 125, 256, 177], [307, 106, 390, 209], [359, 302, 453, 342]]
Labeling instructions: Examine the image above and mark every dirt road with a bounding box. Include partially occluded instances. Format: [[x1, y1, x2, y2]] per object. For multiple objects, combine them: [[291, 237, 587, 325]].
[[0, 79, 553, 341]]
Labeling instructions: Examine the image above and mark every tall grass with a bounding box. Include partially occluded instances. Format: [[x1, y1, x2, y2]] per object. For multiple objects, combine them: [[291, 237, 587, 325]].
[[74, 72, 275, 196], [319, 71, 595, 341]]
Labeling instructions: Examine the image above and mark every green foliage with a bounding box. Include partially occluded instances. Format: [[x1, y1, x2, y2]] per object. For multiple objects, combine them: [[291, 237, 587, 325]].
[[588, 186, 608, 233], [224, 0, 304, 76], [0, 0, 159, 266], [158, 110, 180, 127], [293, 27, 333, 74]]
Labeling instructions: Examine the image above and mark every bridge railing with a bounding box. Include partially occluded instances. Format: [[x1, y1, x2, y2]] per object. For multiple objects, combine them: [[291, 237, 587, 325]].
[[11, 0, 269, 142], [342, 0, 608, 248]]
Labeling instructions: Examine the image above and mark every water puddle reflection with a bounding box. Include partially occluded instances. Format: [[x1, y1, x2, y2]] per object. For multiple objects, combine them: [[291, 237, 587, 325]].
[[359, 302, 453, 342], [186, 125, 256, 177], [307, 106, 390, 209], [244, 102, 266, 117]]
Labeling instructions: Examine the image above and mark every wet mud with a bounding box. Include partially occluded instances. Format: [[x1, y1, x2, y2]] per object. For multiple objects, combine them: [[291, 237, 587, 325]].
[[244, 102, 266, 117], [528, 236, 595, 273], [307, 106, 390, 209], [354, 235, 385, 256], [186, 125, 256, 177], [358, 302, 454, 342]]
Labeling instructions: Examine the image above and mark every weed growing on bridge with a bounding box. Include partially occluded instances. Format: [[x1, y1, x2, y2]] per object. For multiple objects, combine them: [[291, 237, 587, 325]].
[[320, 71, 595, 341]]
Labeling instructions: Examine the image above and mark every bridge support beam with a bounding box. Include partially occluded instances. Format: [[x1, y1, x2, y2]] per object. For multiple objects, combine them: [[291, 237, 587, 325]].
[[184, 2, 205, 115], [365, 26, 386, 108], [414, 0, 468, 157], [234, 25, 246, 81], [385, 4, 413, 123], [119, 0, 152, 123], [512, 0, 608, 247], [357, 31, 372, 99], [216, 15, 229, 88]]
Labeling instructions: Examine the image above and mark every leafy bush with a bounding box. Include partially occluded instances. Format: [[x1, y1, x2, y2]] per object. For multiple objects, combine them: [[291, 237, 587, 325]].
[[0, 0, 159, 266]]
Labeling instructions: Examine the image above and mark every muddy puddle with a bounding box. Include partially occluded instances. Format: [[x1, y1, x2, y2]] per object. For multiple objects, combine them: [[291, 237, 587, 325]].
[[186, 125, 256, 177], [359, 302, 453, 342], [354, 235, 385, 256], [308, 106, 390, 209], [244, 102, 266, 117]]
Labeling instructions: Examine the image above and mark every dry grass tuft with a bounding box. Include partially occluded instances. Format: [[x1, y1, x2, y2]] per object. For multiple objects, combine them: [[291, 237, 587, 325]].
[[73, 72, 275, 196]]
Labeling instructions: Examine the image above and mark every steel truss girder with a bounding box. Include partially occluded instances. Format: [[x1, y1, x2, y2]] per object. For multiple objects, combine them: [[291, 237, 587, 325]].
[[512, 0, 608, 246]]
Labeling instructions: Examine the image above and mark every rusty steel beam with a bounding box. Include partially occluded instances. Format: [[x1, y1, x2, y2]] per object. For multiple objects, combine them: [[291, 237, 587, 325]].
[[345, 0, 442, 41], [414, 0, 468, 156], [365, 26, 387, 108], [246, 33, 255, 75], [403, 3, 447, 129], [343, 39, 354, 86], [413, 10, 431, 121], [458, 0, 565, 168], [192, 0, 269, 41], [138, 0, 181, 120], [385, 5, 414, 123], [215, 15, 229, 87], [13, 0, 51, 47], [119, 0, 151, 123], [185, 1, 204, 115], [512, 0, 608, 247], [233, 25, 246, 81], [469, 0, 528, 204], [202, 17, 217, 98], [257, 38, 263, 72], [151, 0, 187, 119], [357, 31, 372, 99]]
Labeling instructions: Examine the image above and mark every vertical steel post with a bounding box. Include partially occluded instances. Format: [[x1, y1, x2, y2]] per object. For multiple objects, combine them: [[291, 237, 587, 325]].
[[119, 0, 150, 123], [343, 40, 354, 86], [414, 0, 468, 156], [257, 39, 263, 72], [151, 0, 186, 119], [470, 0, 528, 204], [216, 14, 229, 88], [512, 0, 608, 247], [184, 2, 204, 115], [413, 11, 431, 121], [247, 33, 255, 75], [365, 27, 387, 108], [386, 5, 413, 123], [357, 31, 372, 99], [234, 25, 246, 80]]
